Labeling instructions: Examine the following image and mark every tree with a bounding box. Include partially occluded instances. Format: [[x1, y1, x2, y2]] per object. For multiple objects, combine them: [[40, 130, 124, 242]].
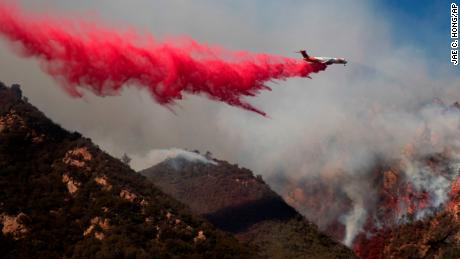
[[11, 84, 22, 100], [121, 153, 131, 165]]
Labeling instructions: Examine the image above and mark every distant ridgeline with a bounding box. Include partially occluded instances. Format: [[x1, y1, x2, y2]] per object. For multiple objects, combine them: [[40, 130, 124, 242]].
[[141, 157, 357, 259]]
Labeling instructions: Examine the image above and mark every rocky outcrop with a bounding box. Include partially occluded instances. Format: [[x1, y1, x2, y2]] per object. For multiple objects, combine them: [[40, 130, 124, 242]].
[[94, 175, 112, 191], [1, 213, 28, 240], [119, 189, 137, 202], [62, 173, 81, 195], [63, 147, 92, 168], [83, 217, 110, 240]]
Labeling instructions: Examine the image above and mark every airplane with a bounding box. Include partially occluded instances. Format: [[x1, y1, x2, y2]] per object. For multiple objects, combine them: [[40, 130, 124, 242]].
[[297, 50, 347, 66]]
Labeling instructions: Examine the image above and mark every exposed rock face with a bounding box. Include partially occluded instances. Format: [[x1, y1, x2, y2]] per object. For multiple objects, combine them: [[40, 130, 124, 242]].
[[83, 217, 110, 240], [0, 109, 26, 131], [0, 109, 44, 143], [62, 173, 81, 195], [63, 147, 92, 168], [141, 158, 357, 259], [119, 189, 137, 202], [1, 213, 28, 240], [0, 83, 256, 258], [94, 175, 112, 191]]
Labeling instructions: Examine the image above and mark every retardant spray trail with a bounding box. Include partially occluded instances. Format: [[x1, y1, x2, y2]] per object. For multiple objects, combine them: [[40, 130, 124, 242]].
[[0, 4, 327, 116]]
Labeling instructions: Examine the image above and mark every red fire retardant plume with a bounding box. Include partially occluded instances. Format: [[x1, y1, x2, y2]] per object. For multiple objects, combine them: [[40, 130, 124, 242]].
[[0, 4, 326, 116]]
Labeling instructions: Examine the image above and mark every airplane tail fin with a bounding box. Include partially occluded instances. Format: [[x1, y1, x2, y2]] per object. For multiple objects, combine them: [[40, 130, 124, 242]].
[[296, 50, 309, 59]]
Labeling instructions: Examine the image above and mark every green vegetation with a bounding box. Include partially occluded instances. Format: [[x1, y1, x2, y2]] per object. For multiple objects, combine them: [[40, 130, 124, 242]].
[[0, 83, 256, 258], [142, 157, 357, 258]]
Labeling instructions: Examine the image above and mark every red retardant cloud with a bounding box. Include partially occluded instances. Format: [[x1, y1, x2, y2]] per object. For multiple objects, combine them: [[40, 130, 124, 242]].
[[0, 3, 326, 116]]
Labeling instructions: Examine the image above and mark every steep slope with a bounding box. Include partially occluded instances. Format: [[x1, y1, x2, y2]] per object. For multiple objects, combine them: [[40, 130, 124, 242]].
[[354, 212, 460, 259], [0, 82, 256, 258], [353, 169, 460, 259], [276, 149, 460, 259], [270, 101, 460, 258], [141, 157, 357, 259]]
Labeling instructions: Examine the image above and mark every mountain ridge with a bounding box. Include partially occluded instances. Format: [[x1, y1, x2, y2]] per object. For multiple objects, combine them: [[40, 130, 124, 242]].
[[0, 82, 257, 258], [141, 156, 357, 258]]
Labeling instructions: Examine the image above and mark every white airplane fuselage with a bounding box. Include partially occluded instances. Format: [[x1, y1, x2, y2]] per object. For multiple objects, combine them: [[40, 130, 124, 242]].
[[297, 50, 347, 66], [312, 57, 347, 65]]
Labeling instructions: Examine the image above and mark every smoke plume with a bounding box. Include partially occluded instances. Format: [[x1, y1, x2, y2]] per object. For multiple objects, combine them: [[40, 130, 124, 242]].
[[0, 3, 326, 116], [131, 148, 216, 170]]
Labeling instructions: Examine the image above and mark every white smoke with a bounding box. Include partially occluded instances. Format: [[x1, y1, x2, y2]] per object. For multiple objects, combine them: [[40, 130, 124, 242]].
[[131, 148, 216, 170], [402, 159, 460, 220], [341, 184, 369, 246]]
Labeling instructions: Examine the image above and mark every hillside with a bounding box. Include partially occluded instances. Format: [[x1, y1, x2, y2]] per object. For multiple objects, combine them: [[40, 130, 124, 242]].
[[353, 168, 460, 259], [275, 145, 460, 259], [141, 157, 357, 259], [270, 100, 460, 258], [0, 82, 256, 258], [354, 211, 460, 259]]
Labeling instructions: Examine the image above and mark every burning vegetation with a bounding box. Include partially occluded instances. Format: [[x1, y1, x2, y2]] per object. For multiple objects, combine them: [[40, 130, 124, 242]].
[[272, 101, 460, 257]]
